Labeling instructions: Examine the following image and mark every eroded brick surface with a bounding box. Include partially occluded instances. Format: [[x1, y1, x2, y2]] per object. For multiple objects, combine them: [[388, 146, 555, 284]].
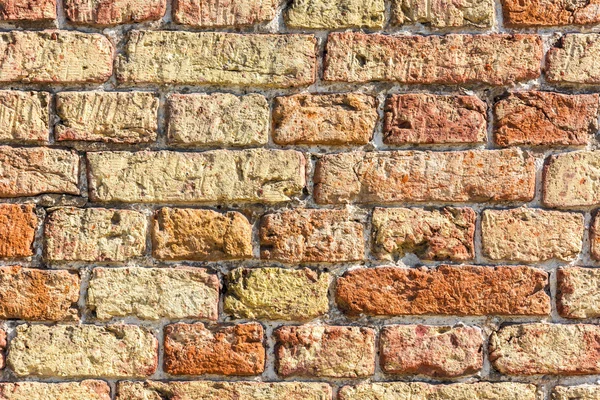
[[0, 0, 56, 21], [0, 91, 49, 143], [503, 0, 600, 26], [0, 204, 36, 258], [543, 151, 600, 208], [589, 212, 600, 259], [286, 0, 385, 29], [174, 0, 278, 27], [0, 381, 111, 400], [547, 34, 600, 84], [65, 0, 166, 25], [558, 267, 600, 319], [392, 0, 494, 27], [554, 385, 600, 400]]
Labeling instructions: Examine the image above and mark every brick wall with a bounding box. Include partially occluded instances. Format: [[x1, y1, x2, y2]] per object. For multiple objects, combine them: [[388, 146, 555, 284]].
[[0, 0, 598, 399]]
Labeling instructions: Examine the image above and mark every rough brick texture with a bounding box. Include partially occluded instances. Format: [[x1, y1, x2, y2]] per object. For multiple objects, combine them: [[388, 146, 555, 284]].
[[372, 207, 476, 261], [384, 94, 487, 145], [164, 323, 265, 376], [260, 209, 364, 263], [315, 149, 535, 204], [64, 0, 166, 25], [324, 33, 542, 85], [0, 0, 56, 21], [87, 267, 219, 320], [380, 325, 483, 377], [0, 91, 49, 143], [554, 385, 600, 400], [547, 34, 600, 84], [173, 0, 278, 27], [392, 0, 495, 27], [0, 204, 36, 258], [286, 0, 385, 29], [275, 325, 376, 378], [494, 91, 599, 147], [590, 212, 600, 259], [0, 381, 110, 400], [543, 151, 600, 208], [503, 0, 600, 26], [336, 265, 550, 316], [558, 267, 600, 319], [273, 93, 377, 145]]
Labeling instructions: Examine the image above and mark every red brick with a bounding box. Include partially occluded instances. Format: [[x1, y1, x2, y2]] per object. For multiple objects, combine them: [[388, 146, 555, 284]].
[[275, 325, 375, 378], [495, 91, 598, 147], [164, 323, 265, 376], [0, 0, 56, 21], [173, 0, 278, 27], [0, 329, 5, 369], [324, 33, 542, 85], [503, 0, 600, 26], [336, 265, 550, 316], [314, 149, 535, 204], [64, 0, 166, 25], [0, 204, 36, 258], [380, 325, 483, 377], [384, 94, 487, 145]]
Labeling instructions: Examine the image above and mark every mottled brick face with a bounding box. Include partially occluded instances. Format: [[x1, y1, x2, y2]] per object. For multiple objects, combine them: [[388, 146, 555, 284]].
[[64, 0, 166, 25], [174, 0, 278, 27], [0, 204, 36, 258], [0, 0, 56, 21]]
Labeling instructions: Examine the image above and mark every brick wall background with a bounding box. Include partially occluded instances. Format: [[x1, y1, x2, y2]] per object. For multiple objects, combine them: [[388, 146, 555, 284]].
[[0, 0, 599, 399]]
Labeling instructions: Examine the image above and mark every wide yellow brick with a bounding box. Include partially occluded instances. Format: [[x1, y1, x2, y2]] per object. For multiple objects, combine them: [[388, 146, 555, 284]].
[[0, 381, 110, 400], [286, 0, 385, 29]]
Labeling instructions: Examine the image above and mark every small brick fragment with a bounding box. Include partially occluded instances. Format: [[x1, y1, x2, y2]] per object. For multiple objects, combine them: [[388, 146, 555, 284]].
[[324, 33, 542, 85], [167, 93, 268, 147], [557, 267, 600, 319], [543, 151, 600, 208], [339, 382, 537, 400], [117, 381, 332, 400], [482, 207, 584, 262], [275, 325, 375, 378], [65, 0, 166, 25], [87, 267, 219, 321], [56, 92, 159, 144], [490, 323, 600, 375], [117, 31, 316, 88], [0, 381, 111, 400], [380, 325, 483, 377], [0, 0, 56, 21], [554, 385, 600, 400], [153, 208, 252, 261], [45, 207, 147, 262], [174, 0, 278, 27], [372, 207, 475, 261], [273, 93, 377, 145], [8, 324, 158, 378], [164, 323, 265, 376], [87, 149, 306, 204], [0, 91, 49, 143], [384, 94, 487, 145], [0, 146, 79, 198], [260, 209, 364, 263], [0, 329, 5, 369], [336, 265, 550, 316], [225, 267, 330, 321], [314, 149, 535, 204], [392, 0, 495, 27], [0, 31, 112, 84], [503, 0, 600, 26], [286, 0, 385, 29], [589, 212, 600, 259], [0, 266, 79, 321], [0, 204, 36, 258], [547, 34, 600, 84]]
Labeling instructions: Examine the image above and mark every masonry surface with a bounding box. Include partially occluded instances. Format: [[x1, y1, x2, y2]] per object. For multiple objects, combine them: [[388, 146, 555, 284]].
[[1, 0, 600, 399]]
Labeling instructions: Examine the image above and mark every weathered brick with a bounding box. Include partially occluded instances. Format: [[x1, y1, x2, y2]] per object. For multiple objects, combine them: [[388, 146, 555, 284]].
[[87, 267, 219, 321], [167, 93, 268, 147], [590, 212, 600, 259], [174, 0, 278, 27], [65, 0, 166, 25], [543, 151, 600, 208], [153, 208, 252, 261], [554, 385, 600, 400], [0, 0, 56, 21], [0, 381, 111, 400], [44, 207, 147, 262], [8, 324, 158, 378], [324, 33, 542, 85], [490, 323, 600, 375], [392, 0, 494, 27], [0, 91, 49, 143], [503, 0, 600, 26], [225, 267, 330, 321], [164, 323, 265, 376], [0, 31, 112, 84], [547, 34, 600, 84], [273, 93, 377, 145], [0, 204, 36, 258], [0, 266, 79, 321], [495, 91, 598, 147], [339, 382, 537, 400], [117, 31, 316, 88], [482, 208, 584, 262], [286, 0, 385, 29], [275, 325, 375, 378], [557, 267, 600, 319], [0, 329, 4, 369], [87, 149, 305, 204], [336, 265, 550, 316], [314, 149, 535, 204], [117, 381, 332, 400], [372, 207, 475, 261], [380, 325, 483, 377], [0, 146, 79, 198], [383, 94, 487, 145], [260, 209, 364, 263], [56, 92, 159, 144]]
